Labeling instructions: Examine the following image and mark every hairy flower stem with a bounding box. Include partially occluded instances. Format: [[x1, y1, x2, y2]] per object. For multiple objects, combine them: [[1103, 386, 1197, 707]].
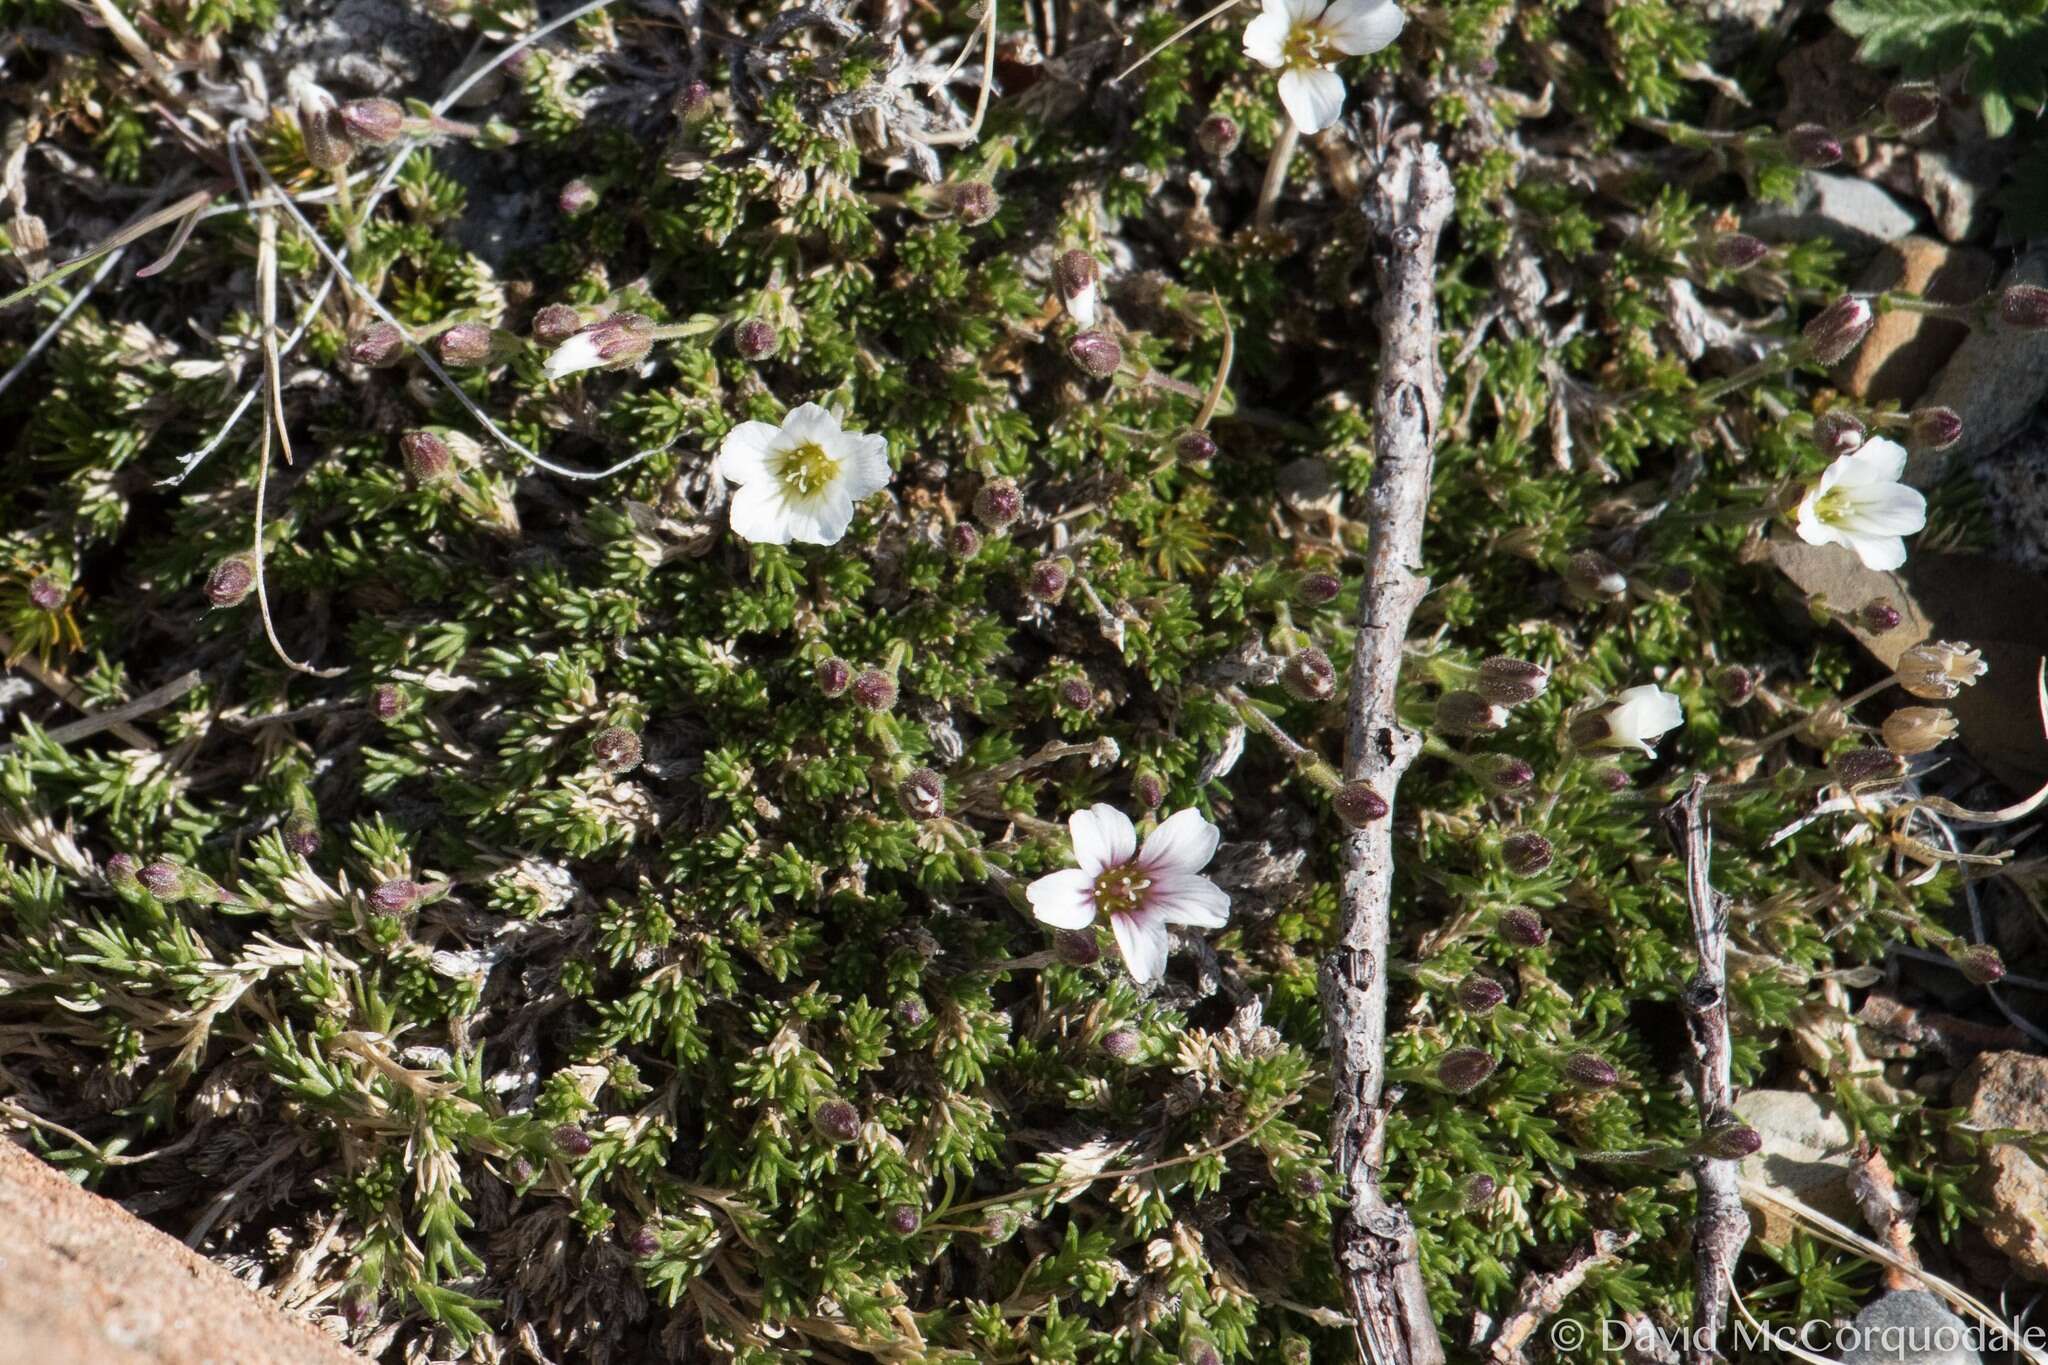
[[1732, 675, 1893, 755], [329, 165, 363, 259], [1224, 686, 1340, 789], [1255, 117, 1301, 231]]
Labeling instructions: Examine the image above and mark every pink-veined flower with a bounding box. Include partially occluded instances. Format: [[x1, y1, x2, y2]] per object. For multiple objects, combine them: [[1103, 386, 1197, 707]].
[[1026, 804, 1230, 983]]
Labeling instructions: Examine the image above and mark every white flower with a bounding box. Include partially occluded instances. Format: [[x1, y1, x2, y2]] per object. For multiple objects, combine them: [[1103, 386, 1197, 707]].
[[1026, 804, 1230, 984], [1603, 685, 1684, 757], [1242, 0, 1405, 134], [544, 313, 654, 382], [1794, 437, 1927, 572], [715, 403, 892, 546]]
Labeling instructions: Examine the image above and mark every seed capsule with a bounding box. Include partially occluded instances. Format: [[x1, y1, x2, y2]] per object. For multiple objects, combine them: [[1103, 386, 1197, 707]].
[[1895, 641, 1986, 700], [592, 726, 643, 772], [1334, 782, 1389, 827], [1436, 1048, 1498, 1093], [206, 556, 256, 608], [1881, 706, 1956, 756]]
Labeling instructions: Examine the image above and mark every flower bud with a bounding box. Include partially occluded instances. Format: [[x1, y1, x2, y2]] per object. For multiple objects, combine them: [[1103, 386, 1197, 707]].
[[1068, 328, 1122, 379], [1026, 559, 1070, 603], [1297, 571, 1343, 606], [1473, 754, 1536, 795], [105, 853, 140, 889], [345, 321, 406, 367], [1710, 233, 1769, 271], [1195, 113, 1241, 158], [1134, 773, 1166, 809], [557, 179, 598, 216], [733, 318, 777, 360], [1802, 296, 1875, 365], [973, 478, 1023, 529], [1895, 641, 1986, 700], [1457, 974, 1506, 1013], [677, 81, 715, 122], [1813, 410, 1866, 458], [1435, 1048, 1498, 1093], [1057, 677, 1093, 711], [138, 860, 185, 899], [284, 820, 322, 857], [895, 996, 927, 1028], [369, 878, 422, 912], [531, 303, 583, 345], [1435, 690, 1508, 737], [943, 181, 1000, 225], [1476, 657, 1549, 706], [339, 98, 406, 146], [1593, 765, 1631, 793], [1884, 84, 1940, 136], [628, 1226, 661, 1257], [27, 576, 64, 611], [1498, 907, 1548, 948], [1858, 598, 1903, 633], [371, 683, 404, 720], [1101, 1028, 1142, 1060], [1999, 284, 2048, 330], [1462, 1173, 1498, 1208], [817, 657, 852, 698], [1053, 250, 1100, 326], [552, 1124, 593, 1156], [1881, 706, 1956, 756], [592, 726, 642, 772], [1907, 406, 1962, 452], [435, 323, 497, 368], [1053, 928, 1100, 966], [1175, 429, 1217, 462], [1501, 831, 1554, 876], [545, 312, 655, 380], [1563, 549, 1627, 601], [1786, 123, 1844, 169], [1713, 665, 1757, 706], [1564, 1052, 1619, 1089], [509, 1156, 536, 1185], [400, 430, 453, 483], [950, 523, 982, 558], [206, 555, 256, 608], [299, 91, 352, 170], [1951, 943, 2005, 986], [1695, 1122, 1764, 1160], [1830, 748, 1906, 790], [1282, 648, 1337, 702], [850, 669, 898, 712], [887, 1204, 921, 1235], [897, 768, 945, 818], [810, 1096, 861, 1143], [1333, 782, 1388, 827]]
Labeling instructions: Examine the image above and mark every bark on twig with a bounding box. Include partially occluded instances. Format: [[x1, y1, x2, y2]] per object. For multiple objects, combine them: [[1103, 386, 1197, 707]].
[[1482, 1229, 1638, 1364], [1660, 775, 1749, 1364], [1319, 138, 1453, 1365]]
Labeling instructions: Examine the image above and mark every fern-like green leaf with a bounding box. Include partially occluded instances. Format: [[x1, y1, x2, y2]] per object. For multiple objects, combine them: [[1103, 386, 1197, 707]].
[[1832, 0, 2048, 135]]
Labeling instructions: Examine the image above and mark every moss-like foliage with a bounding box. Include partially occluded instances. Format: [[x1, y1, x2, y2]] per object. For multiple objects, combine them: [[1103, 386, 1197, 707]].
[[0, 0, 2020, 1361]]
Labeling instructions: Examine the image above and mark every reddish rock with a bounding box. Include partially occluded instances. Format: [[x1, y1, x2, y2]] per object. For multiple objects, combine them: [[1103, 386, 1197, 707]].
[[1953, 1051, 2048, 1281], [1834, 237, 1994, 404]]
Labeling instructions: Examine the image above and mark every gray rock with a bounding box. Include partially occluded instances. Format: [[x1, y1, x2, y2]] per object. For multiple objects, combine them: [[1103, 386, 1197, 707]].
[[258, 0, 456, 95], [1732, 1089, 1859, 1245], [1969, 417, 2048, 572], [1746, 172, 1918, 255], [1696, 0, 1787, 62], [1913, 145, 2008, 245], [1914, 243, 2048, 485], [1837, 1292, 1981, 1365]]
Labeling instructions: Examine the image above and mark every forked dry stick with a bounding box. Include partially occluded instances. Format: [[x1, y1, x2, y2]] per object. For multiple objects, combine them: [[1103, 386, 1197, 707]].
[[1482, 1229, 1638, 1364], [1320, 137, 1452, 1365], [1660, 775, 1748, 1364]]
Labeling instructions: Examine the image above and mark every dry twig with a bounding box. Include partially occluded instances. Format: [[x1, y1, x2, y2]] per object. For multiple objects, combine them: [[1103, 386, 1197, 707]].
[[1319, 137, 1452, 1365], [1660, 774, 1748, 1364], [1482, 1229, 1638, 1364]]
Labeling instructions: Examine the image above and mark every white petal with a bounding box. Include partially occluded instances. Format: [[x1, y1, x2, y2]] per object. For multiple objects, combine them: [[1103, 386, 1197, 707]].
[[1841, 531, 1909, 572], [1278, 66, 1346, 134], [1068, 804, 1137, 877], [716, 421, 786, 485], [835, 432, 893, 500], [1834, 483, 1926, 537], [728, 482, 795, 545], [544, 334, 604, 380], [1150, 872, 1230, 928], [1608, 685, 1682, 753], [1834, 437, 1909, 487], [780, 402, 841, 448], [1793, 490, 1835, 547], [1241, 10, 1290, 67], [1140, 807, 1220, 876], [1065, 282, 1099, 327], [1028, 869, 1098, 929], [1322, 0, 1404, 54], [780, 490, 856, 546], [1280, 0, 1325, 22], [1111, 911, 1171, 984]]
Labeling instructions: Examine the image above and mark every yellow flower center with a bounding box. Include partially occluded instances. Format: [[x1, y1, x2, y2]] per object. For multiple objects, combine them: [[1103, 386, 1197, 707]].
[[1812, 487, 1853, 524], [1092, 863, 1151, 918], [1282, 22, 1334, 69], [772, 441, 842, 498]]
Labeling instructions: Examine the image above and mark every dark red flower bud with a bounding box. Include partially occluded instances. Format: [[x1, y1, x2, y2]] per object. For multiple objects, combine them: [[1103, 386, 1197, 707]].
[[1907, 406, 1962, 452], [345, 321, 406, 367], [368, 878, 422, 912], [105, 853, 140, 889], [1068, 329, 1122, 379], [1564, 1052, 1619, 1089], [1858, 598, 1903, 633], [1498, 907, 1548, 948], [206, 555, 256, 608], [1101, 1028, 1141, 1060], [592, 726, 642, 772], [1786, 123, 1844, 169], [557, 179, 598, 216], [1463, 1173, 1498, 1208], [284, 820, 322, 857], [435, 323, 497, 367], [816, 657, 852, 698], [887, 1204, 921, 1235], [1713, 665, 1757, 706], [810, 1096, 861, 1143], [1026, 559, 1070, 603], [628, 1227, 661, 1257], [1952, 943, 2005, 986], [944, 181, 1000, 225], [1802, 296, 1875, 365], [1696, 1122, 1763, 1160], [400, 430, 453, 483], [1813, 410, 1867, 458], [733, 318, 777, 360], [1999, 285, 2048, 331], [1057, 678, 1094, 711], [850, 669, 897, 712], [973, 478, 1023, 529], [530, 303, 583, 345], [1457, 974, 1506, 1012], [1884, 84, 1940, 136], [1196, 114, 1241, 158], [950, 523, 982, 558], [1474, 754, 1536, 795], [1282, 647, 1337, 702], [138, 861, 184, 898], [1436, 1047, 1498, 1093], [27, 576, 65, 611], [1830, 748, 1906, 789], [1710, 233, 1769, 270], [677, 81, 714, 121], [1133, 773, 1166, 809], [1501, 831, 1554, 876], [371, 683, 404, 720], [338, 98, 406, 146], [1297, 571, 1343, 606], [1334, 782, 1389, 827], [895, 996, 927, 1027], [553, 1124, 593, 1156]]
